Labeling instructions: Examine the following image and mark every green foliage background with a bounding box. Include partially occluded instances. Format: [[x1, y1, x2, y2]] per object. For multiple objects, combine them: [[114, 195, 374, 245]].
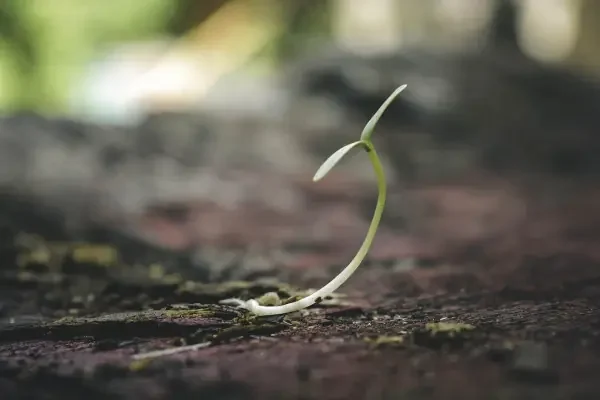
[[0, 0, 175, 113]]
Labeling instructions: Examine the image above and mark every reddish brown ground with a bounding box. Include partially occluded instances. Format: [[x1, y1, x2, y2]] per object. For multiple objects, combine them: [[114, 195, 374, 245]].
[[1, 175, 599, 400]]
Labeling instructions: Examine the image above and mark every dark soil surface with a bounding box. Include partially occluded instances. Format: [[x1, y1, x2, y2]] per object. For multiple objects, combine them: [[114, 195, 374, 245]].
[[1, 176, 599, 400]]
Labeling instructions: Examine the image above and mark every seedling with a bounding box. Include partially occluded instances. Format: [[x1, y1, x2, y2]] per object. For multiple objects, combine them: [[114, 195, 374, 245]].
[[221, 84, 407, 316]]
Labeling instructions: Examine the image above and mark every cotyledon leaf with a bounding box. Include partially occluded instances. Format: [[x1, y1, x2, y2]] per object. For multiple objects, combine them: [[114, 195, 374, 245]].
[[312, 140, 365, 182], [360, 84, 407, 142]]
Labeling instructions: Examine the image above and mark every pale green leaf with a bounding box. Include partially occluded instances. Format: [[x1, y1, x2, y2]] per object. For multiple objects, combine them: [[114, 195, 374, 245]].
[[360, 84, 407, 141], [313, 141, 364, 182]]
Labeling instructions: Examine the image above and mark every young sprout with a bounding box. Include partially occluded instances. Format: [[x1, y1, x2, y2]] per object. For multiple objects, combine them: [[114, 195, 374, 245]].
[[220, 84, 407, 316]]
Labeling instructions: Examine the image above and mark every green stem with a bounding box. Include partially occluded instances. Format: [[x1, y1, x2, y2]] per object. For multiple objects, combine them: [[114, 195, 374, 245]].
[[232, 140, 386, 316]]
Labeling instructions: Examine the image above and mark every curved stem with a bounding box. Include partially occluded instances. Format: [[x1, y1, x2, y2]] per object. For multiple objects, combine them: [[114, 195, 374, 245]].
[[240, 142, 386, 316]]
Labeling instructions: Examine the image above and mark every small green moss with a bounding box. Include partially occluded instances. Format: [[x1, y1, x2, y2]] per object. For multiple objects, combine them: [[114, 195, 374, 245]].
[[129, 358, 153, 372], [146, 263, 182, 285], [15, 234, 58, 270], [71, 244, 118, 266], [15, 233, 121, 271], [148, 264, 166, 279], [232, 312, 260, 325], [257, 292, 282, 306], [411, 321, 477, 350], [364, 335, 405, 347], [425, 322, 476, 335], [17, 247, 52, 267]]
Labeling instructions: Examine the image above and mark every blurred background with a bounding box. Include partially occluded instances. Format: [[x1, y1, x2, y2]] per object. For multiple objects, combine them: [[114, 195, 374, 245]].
[[0, 0, 599, 285]]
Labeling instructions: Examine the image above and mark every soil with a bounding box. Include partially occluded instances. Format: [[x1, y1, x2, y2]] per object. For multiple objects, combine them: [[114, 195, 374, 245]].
[[0, 177, 599, 400]]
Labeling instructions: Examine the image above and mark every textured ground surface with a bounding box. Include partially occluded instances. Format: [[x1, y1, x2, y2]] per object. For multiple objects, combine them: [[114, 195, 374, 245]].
[[1, 174, 599, 400]]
